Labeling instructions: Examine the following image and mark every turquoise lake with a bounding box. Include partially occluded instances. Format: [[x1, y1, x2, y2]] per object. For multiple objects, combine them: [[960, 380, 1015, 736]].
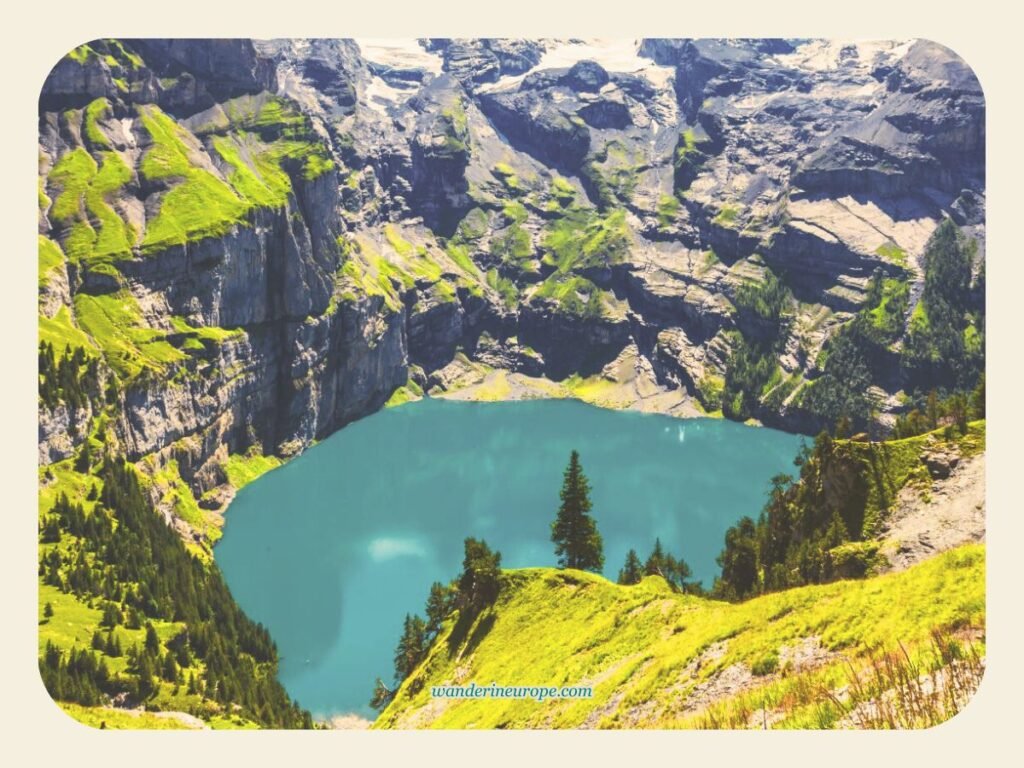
[[215, 398, 805, 719]]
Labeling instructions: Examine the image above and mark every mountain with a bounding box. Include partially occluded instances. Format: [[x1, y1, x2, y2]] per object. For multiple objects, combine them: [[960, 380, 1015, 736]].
[[36, 38, 986, 728]]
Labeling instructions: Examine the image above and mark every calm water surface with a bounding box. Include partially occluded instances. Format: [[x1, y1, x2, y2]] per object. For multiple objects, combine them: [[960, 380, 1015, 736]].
[[216, 398, 805, 718]]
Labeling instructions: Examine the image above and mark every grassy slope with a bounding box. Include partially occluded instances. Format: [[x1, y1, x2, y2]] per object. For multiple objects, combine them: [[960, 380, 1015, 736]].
[[36, 580, 222, 726], [39, 93, 334, 385], [376, 544, 985, 729], [222, 451, 283, 489], [36, 455, 270, 729]]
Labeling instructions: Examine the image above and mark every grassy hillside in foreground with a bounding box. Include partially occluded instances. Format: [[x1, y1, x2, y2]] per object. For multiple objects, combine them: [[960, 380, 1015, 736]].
[[376, 543, 985, 729]]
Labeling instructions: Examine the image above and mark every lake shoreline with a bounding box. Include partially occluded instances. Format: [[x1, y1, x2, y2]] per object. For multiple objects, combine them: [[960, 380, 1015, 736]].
[[215, 398, 806, 717], [393, 344, 742, 425]]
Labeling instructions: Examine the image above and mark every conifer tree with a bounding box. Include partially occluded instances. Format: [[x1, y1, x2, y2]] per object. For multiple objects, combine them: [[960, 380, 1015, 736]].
[[644, 538, 694, 591], [644, 538, 666, 577], [551, 450, 604, 572], [104, 631, 122, 658], [617, 549, 643, 585], [425, 582, 452, 635], [75, 439, 92, 473], [458, 538, 502, 611], [370, 677, 394, 711], [162, 652, 179, 683], [715, 517, 759, 599], [393, 614, 427, 681], [136, 654, 157, 701]]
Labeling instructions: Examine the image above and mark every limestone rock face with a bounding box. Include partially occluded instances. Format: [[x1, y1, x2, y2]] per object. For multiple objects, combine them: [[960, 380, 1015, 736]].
[[519, 297, 633, 381], [38, 37, 985, 531]]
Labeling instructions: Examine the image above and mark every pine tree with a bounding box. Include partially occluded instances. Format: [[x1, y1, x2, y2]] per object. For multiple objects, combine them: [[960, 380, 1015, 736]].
[[370, 677, 394, 711], [104, 631, 122, 658], [644, 538, 666, 577], [424, 582, 452, 635], [75, 439, 93, 473], [136, 654, 157, 701], [458, 537, 502, 611], [162, 652, 179, 683], [393, 614, 427, 682], [125, 606, 141, 630], [101, 602, 120, 628], [43, 602, 54, 619], [715, 517, 759, 600], [617, 549, 643, 585], [551, 450, 604, 572], [665, 553, 693, 591], [643, 539, 693, 591], [145, 622, 160, 654]]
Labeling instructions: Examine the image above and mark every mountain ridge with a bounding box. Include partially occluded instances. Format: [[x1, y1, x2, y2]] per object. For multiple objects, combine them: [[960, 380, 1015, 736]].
[[36, 37, 986, 729], [375, 543, 985, 729]]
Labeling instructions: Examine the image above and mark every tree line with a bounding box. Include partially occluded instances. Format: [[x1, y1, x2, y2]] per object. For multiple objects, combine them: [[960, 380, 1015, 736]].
[[713, 394, 983, 601], [38, 451, 313, 728], [370, 535, 501, 711], [803, 219, 984, 432], [373, 448, 704, 709], [39, 341, 103, 412]]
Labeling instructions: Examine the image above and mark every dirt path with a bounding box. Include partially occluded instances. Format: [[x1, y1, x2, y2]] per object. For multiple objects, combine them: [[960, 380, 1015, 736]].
[[877, 453, 985, 573], [108, 707, 210, 729]]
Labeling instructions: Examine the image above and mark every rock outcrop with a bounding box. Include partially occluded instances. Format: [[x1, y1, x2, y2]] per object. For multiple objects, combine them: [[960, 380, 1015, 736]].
[[37, 37, 985, 544]]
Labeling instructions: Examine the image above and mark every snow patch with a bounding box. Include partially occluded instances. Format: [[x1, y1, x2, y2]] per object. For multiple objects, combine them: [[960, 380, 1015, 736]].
[[480, 38, 675, 94], [774, 39, 915, 74], [355, 38, 443, 75]]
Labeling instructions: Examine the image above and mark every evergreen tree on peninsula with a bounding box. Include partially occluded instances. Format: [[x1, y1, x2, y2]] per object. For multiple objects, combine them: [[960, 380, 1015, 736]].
[[551, 450, 604, 573]]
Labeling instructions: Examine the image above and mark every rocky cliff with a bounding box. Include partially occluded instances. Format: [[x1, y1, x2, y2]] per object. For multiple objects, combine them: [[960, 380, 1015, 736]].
[[38, 38, 985, 548]]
